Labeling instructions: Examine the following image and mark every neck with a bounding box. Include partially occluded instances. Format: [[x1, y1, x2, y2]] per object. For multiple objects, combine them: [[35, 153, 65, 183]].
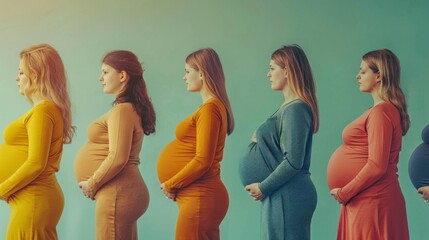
[[30, 94, 47, 106], [200, 87, 214, 103], [282, 87, 299, 106], [371, 89, 384, 106]]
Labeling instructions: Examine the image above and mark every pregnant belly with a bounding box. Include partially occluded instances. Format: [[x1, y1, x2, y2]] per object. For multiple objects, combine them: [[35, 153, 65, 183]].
[[157, 140, 194, 183], [74, 143, 108, 182], [408, 143, 429, 189], [327, 145, 367, 189], [238, 142, 272, 186], [0, 144, 27, 183]]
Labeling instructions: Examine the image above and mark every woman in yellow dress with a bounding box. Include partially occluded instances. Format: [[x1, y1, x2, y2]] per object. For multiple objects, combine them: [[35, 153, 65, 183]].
[[0, 43, 75, 239]]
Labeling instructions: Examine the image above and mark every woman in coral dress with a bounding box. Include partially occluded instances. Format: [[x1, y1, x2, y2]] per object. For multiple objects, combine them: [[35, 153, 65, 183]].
[[75, 50, 155, 239], [0, 43, 74, 239], [157, 48, 234, 240], [327, 49, 410, 240]]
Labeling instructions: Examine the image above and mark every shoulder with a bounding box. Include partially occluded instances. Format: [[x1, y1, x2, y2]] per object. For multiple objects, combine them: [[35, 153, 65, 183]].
[[197, 98, 225, 116], [111, 102, 135, 114], [25, 101, 60, 120], [282, 100, 312, 120], [367, 102, 399, 127], [34, 100, 60, 113], [368, 102, 398, 120]]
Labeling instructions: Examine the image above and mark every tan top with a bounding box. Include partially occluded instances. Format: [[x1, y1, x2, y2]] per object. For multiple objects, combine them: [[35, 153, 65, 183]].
[[74, 103, 143, 193]]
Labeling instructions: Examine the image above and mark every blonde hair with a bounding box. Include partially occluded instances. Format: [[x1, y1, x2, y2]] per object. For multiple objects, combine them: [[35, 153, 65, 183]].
[[186, 48, 235, 134], [362, 49, 410, 135], [271, 44, 319, 133], [20, 43, 75, 143]]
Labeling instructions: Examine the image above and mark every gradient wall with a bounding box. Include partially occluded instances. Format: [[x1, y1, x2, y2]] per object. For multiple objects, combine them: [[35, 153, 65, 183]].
[[0, 0, 428, 239]]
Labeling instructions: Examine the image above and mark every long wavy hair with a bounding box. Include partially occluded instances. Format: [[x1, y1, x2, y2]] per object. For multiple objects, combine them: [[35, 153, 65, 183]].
[[186, 48, 235, 135], [20, 43, 75, 144], [362, 49, 410, 135], [271, 44, 319, 133], [102, 50, 156, 135]]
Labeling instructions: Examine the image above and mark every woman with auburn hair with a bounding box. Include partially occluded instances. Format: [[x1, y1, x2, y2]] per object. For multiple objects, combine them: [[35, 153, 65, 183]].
[[239, 44, 319, 239], [157, 48, 234, 240], [327, 49, 410, 239], [0, 43, 74, 239], [75, 50, 154, 239]]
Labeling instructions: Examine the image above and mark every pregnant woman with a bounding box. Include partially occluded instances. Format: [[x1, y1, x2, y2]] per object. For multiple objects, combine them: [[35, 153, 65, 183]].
[[409, 124, 429, 201], [157, 48, 234, 240], [327, 49, 410, 240], [74, 50, 155, 239], [0, 43, 74, 239], [239, 44, 319, 240]]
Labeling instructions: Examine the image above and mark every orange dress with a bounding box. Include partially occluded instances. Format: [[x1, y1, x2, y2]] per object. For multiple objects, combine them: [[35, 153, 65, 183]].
[[74, 103, 149, 240], [327, 102, 409, 240], [0, 101, 64, 240], [157, 98, 229, 240]]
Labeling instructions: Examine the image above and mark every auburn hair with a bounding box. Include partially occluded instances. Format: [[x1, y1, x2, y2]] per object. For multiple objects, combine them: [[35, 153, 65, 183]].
[[102, 50, 156, 135], [271, 44, 319, 133], [363, 49, 410, 135], [186, 48, 235, 134], [20, 43, 75, 144]]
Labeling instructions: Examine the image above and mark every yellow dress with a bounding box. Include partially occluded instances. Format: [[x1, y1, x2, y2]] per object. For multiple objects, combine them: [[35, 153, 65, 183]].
[[0, 100, 65, 240]]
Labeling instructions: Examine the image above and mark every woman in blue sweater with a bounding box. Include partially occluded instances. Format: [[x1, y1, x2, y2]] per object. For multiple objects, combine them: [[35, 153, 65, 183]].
[[239, 44, 319, 240]]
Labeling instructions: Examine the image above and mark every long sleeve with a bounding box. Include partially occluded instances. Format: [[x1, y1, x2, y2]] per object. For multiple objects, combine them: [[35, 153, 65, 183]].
[[164, 103, 222, 192], [337, 107, 393, 203], [88, 105, 135, 193], [0, 107, 54, 199], [259, 103, 312, 196]]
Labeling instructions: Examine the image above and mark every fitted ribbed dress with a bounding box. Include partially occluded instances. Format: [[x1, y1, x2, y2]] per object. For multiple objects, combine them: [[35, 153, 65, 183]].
[[0, 100, 64, 240], [157, 98, 229, 240], [74, 103, 149, 240], [327, 102, 409, 240], [239, 100, 317, 240]]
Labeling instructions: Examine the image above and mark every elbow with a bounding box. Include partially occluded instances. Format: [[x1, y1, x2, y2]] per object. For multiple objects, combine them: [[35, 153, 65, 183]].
[[370, 167, 387, 180], [28, 161, 46, 176], [194, 156, 213, 173]]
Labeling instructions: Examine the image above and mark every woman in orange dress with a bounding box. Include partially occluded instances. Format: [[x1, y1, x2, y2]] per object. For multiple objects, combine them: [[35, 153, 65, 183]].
[[0, 43, 74, 239], [157, 48, 234, 240], [327, 49, 410, 240], [74, 50, 155, 239]]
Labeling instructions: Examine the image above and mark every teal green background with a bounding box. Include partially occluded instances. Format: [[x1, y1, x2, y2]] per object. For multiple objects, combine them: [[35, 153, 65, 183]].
[[1, 0, 428, 239]]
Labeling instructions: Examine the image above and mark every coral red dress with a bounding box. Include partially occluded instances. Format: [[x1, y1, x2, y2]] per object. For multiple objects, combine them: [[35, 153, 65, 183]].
[[327, 102, 409, 240]]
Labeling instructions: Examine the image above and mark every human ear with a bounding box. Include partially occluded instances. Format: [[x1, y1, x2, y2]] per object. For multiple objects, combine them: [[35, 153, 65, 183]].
[[120, 71, 129, 83]]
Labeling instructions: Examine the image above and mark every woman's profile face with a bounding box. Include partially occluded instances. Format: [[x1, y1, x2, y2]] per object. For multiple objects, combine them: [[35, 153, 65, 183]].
[[267, 60, 286, 91], [356, 60, 380, 93], [99, 63, 124, 95], [16, 59, 31, 96], [183, 63, 203, 92]]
